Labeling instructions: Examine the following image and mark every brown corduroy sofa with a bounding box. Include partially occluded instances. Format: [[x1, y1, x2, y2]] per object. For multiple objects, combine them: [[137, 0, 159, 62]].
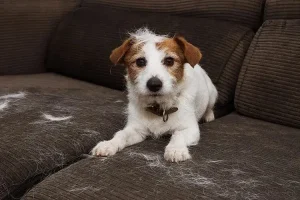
[[1, 0, 300, 199]]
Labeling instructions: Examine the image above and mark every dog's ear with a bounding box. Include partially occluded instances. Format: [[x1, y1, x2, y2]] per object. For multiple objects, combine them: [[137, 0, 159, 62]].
[[110, 39, 133, 65], [174, 35, 202, 67]]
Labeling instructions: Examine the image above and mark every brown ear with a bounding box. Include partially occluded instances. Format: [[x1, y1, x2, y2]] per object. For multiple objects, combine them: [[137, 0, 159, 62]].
[[174, 35, 202, 67], [109, 39, 132, 65]]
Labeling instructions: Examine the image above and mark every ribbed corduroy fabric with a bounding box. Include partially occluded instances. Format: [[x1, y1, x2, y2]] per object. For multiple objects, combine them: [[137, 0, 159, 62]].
[[82, 0, 264, 29], [47, 7, 254, 116], [216, 31, 254, 107], [235, 20, 300, 128], [0, 0, 80, 75], [0, 88, 127, 199], [264, 0, 300, 20], [22, 113, 300, 200]]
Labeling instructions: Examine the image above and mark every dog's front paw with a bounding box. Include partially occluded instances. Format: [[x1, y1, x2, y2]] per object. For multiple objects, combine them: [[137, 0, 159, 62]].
[[91, 141, 118, 156], [164, 146, 191, 162]]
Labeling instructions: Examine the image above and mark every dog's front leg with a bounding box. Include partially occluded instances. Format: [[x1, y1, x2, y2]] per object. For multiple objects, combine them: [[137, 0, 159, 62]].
[[164, 122, 200, 162], [91, 125, 147, 156]]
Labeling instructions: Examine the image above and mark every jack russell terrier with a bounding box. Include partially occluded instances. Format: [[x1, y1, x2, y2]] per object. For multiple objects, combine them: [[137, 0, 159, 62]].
[[91, 28, 218, 162]]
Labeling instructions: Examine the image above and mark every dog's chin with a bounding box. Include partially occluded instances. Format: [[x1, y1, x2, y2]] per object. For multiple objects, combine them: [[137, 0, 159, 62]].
[[144, 91, 169, 98], [137, 92, 176, 108], [140, 93, 164, 101], [147, 95, 165, 104], [148, 93, 163, 97]]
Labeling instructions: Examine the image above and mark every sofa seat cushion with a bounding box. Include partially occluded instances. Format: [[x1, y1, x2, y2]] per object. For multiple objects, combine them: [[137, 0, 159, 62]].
[[0, 73, 107, 90], [0, 77, 127, 199], [23, 113, 300, 200], [47, 7, 254, 117]]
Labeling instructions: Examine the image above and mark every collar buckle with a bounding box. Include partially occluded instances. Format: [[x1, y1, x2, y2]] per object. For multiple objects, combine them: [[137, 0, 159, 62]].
[[162, 109, 169, 122]]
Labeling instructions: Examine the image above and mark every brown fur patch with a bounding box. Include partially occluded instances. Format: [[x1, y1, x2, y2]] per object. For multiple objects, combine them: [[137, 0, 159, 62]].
[[157, 39, 185, 82], [109, 39, 145, 83], [109, 39, 132, 65], [123, 43, 145, 82], [110, 36, 199, 83], [174, 36, 202, 67]]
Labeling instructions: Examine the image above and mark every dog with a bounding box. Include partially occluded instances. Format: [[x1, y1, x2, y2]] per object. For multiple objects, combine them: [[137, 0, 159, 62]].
[[91, 28, 218, 162]]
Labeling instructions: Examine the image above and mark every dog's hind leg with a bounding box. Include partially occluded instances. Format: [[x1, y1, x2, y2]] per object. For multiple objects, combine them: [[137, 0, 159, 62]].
[[202, 72, 218, 122], [203, 108, 215, 122]]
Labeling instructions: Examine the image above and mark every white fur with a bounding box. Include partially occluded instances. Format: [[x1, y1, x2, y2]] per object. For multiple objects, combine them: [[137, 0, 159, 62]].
[[129, 28, 167, 45], [0, 100, 9, 111], [43, 114, 72, 121], [92, 28, 218, 162], [0, 92, 26, 100]]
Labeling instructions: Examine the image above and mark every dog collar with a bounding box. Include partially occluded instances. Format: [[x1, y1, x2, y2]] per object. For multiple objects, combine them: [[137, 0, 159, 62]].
[[146, 103, 178, 122]]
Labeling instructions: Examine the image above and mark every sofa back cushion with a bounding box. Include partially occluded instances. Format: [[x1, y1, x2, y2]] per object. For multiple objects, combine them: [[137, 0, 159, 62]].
[[47, 6, 254, 117], [82, 0, 264, 29], [264, 0, 300, 20], [0, 0, 79, 75], [235, 19, 300, 128]]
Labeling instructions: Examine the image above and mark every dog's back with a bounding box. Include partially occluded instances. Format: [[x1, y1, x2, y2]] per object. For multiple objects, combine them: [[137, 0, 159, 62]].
[[183, 63, 217, 122]]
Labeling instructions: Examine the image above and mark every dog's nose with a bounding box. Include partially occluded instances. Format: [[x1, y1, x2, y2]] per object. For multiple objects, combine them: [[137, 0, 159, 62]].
[[147, 77, 163, 92]]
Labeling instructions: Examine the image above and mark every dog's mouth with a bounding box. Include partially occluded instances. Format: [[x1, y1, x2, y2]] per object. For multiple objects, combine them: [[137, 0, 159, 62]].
[[149, 94, 163, 97], [144, 91, 164, 97]]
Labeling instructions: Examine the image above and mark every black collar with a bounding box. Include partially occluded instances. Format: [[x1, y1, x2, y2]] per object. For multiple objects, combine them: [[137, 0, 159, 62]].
[[145, 103, 178, 122]]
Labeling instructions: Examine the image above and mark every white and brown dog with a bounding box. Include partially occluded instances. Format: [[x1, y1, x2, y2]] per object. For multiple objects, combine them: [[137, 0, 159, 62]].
[[92, 28, 217, 162]]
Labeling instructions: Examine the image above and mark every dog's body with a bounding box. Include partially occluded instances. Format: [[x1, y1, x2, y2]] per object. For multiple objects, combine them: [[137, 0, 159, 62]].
[[92, 28, 217, 162]]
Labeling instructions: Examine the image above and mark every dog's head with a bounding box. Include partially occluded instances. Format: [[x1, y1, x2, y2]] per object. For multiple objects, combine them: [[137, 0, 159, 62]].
[[110, 28, 202, 106]]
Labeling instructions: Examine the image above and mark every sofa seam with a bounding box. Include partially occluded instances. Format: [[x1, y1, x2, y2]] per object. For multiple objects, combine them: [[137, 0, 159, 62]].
[[6, 155, 85, 199], [215, 28, 254, 108], [44, 2, 81, 72], [216, 28, 254, 86], [235, 22, 266, 109], [217, 30, 254, 107]]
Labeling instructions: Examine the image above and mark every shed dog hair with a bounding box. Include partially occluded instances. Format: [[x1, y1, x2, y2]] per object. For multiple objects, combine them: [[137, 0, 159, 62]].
[[92, 28, 218, 162]]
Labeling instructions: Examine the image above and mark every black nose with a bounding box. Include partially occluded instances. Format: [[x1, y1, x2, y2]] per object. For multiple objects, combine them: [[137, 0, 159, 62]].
[[147, 77, 163, 92]]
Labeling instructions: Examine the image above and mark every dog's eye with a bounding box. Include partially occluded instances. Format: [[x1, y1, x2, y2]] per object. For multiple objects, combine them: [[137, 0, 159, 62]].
[[136, 57, 147, 67], [164, 57, 174, 66]]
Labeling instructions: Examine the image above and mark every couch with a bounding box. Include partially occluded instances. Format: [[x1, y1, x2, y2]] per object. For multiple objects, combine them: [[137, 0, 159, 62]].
[[0, 0, 299, 199]]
